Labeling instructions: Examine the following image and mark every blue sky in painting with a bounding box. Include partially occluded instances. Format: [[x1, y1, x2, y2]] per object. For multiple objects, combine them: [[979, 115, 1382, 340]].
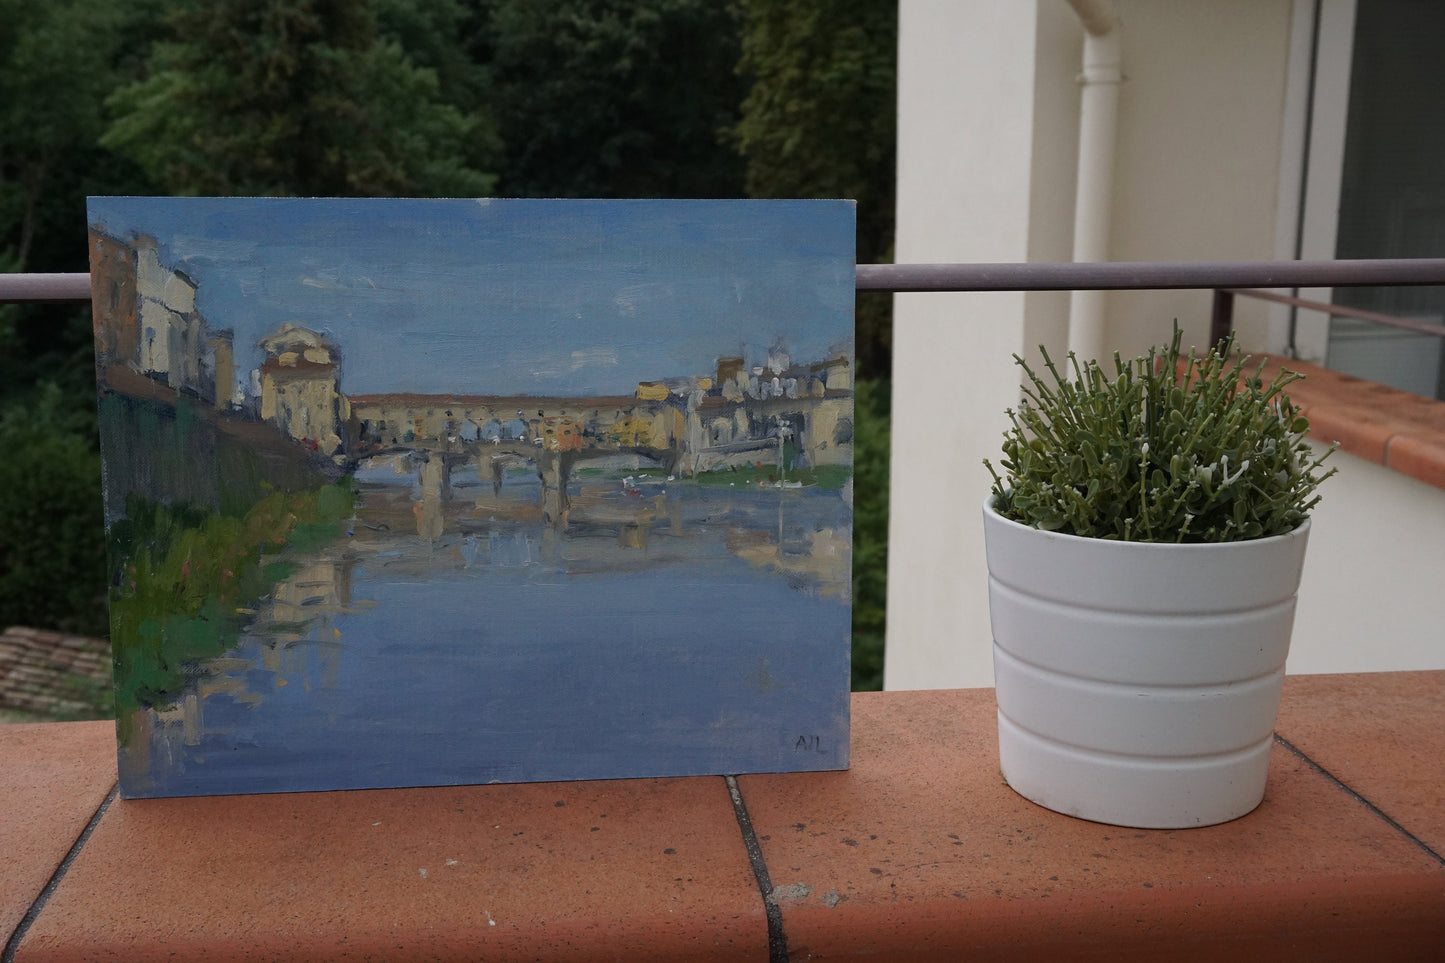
[[87, 197, 855, 397]]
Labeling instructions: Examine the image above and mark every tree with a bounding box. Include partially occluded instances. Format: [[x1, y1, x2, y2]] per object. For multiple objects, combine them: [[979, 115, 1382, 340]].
[[103, 0, 497, 197], [0, 0, 125, 269], [734, 0, 896, 378], [0, 0, 157, 404], [487, 0, 746, 197], [850, 377, 889, 690], [0, 384, 108, 636], [375, 0, 505, 183]]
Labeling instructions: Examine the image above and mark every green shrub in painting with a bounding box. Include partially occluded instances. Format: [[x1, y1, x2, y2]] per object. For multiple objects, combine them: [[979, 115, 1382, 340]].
[[108, 483, 355, 742]]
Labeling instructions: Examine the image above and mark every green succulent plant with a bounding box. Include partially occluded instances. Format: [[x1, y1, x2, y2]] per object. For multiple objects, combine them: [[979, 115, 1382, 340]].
[[985, 326, 1335, 542]]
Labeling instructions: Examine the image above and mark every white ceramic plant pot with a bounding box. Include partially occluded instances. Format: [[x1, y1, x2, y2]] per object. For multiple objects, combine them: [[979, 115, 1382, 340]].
[[982, 496, 1311, 829]]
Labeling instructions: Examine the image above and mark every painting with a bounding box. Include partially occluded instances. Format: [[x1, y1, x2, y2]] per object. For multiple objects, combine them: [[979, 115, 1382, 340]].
[[86, 197, 855, 798]]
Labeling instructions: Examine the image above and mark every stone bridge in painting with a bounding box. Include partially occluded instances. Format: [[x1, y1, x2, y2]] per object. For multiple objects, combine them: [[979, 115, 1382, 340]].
[[343, 389, 850, 530], [347, 393, 744, 529], [355, 440, 691, 530]]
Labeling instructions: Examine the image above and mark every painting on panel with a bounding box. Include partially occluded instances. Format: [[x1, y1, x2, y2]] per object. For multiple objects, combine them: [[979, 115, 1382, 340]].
[[86, 197, 855, 798]]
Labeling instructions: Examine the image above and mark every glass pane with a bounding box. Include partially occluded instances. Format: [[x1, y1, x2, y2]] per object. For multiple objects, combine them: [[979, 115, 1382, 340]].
[[1332, 0, 1445, 399]]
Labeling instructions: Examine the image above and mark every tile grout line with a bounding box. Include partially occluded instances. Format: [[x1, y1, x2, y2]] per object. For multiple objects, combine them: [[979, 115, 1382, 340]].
[[3, 782, 118, 963], [724, 775, 789, 963], [1273, 733, 1445, 867]]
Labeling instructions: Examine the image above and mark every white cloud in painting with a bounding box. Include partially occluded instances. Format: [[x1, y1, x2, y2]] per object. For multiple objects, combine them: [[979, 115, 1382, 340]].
[[516, 346, 619, 384], [299, 272, 379, 291], [171, 234, 259, 266], [613, 283, 673, 317], [521, 355, 561, 379], [569, 347, 618, 371]]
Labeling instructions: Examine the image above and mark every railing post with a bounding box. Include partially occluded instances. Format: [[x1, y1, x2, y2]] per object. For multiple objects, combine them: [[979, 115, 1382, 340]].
[[1210, 289, 1235, 350]]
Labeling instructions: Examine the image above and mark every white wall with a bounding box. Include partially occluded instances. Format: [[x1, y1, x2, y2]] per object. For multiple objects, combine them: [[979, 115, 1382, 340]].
[[1104, 0, 1294, 357], [886, 0, 1445, 689], [1289, 449, 1445, 674]]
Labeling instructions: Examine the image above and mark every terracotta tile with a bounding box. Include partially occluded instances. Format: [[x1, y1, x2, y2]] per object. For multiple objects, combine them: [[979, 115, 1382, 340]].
[[1259, 357, 1445, 479], [1267, 358, 1395, 413], [0, 721, 116, 948], [1385, 432, 1445, 490], [1296, 402, 1394, 465], [1340, 375, 1445, 433], [738, 689, 1445, 961], [1277, 671, 1445, 856], [14, 776, 766, 962]]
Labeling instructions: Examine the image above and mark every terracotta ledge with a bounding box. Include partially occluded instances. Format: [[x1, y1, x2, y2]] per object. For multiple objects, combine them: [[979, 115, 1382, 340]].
[[1260, 357, 1445, 490], [5, 674, 1443, 962]]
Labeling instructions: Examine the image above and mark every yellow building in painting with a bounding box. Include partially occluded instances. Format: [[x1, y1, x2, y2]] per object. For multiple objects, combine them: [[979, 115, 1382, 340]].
[[257, 324, 349, 460]]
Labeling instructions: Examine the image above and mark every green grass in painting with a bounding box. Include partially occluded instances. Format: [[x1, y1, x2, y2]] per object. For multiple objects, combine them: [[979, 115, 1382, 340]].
[[690, 463, 851, 491], [108, 480, 355, 744], [576, 463, 851, 490]]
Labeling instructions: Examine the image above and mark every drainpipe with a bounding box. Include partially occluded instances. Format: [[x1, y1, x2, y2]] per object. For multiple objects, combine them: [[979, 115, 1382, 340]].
[[1066, 0, 1123, 363]]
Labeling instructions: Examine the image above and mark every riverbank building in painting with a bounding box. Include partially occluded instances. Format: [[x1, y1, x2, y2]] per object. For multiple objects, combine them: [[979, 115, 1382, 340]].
[[256, 324, 349, 461]]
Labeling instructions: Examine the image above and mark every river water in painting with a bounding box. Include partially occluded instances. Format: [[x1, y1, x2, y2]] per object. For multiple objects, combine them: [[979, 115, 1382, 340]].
[[125, 464, 852, 796]]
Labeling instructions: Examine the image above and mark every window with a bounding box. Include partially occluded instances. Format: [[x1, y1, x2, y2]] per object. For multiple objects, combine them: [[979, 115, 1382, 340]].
[[1294, 0, 1445, 399], [1330, 0, 1445, 399]]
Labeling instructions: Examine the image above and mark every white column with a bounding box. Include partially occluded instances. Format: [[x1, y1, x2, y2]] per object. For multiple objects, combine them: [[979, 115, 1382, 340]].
[[886, 2, 1048, 690]]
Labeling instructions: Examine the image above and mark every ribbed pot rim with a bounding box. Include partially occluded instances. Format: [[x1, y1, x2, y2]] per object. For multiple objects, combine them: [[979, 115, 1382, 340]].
[[983, 493, 1311, 550]]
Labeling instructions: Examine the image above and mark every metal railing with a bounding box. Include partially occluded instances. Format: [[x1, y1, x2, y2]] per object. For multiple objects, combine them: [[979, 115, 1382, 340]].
[[0, 273, 93, 303], [853, 258, 1445, 293], [8, 258, 1445, 304], [1212, 287, 1445, 348]]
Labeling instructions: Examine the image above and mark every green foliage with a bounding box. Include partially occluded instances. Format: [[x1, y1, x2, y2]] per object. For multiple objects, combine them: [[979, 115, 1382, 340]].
[[488, 0, 746, 197], [1, 0, 157, 399], [851, 377, 889, 690], [0, 0, 131, 268], [986, 329, 1336, 543], [734, 0, 894, 263], [103, 0, 496, 196], [0, 383, 108, 636]]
